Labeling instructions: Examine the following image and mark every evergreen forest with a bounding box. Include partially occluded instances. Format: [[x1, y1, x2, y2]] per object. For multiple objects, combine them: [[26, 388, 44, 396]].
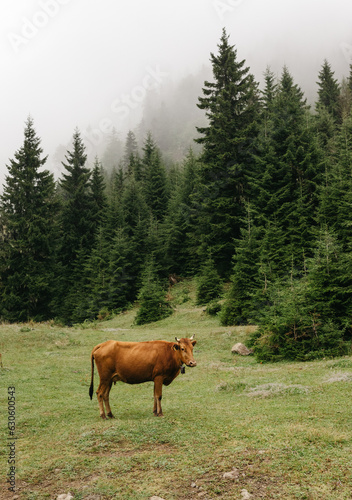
[[1, 29, 352, 362]]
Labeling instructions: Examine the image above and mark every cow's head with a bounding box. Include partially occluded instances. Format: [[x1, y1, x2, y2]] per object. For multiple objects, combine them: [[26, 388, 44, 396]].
[[173, 335, 197, 367]]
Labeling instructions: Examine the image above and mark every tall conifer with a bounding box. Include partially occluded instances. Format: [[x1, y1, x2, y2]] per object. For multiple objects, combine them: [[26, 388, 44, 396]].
[[195, 28, 259, 275], [57, 129, 95, 320], [316, 60, 341, 123], [0, 118, 59, 321]]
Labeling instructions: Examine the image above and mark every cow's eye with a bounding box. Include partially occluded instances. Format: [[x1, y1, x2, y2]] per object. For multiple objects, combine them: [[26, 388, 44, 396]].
[[181, 347, 185, 351]]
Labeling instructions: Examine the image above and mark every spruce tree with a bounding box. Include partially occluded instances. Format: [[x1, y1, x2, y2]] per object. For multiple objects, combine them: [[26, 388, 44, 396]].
[[90, 157, 107, 225], [220, 204, 262, 325], [57, 129, 95, 320], [251, 231, 352, 362], [338, 78, 352, 121], [316, 60, 341, 123], [319, 113, 352, 250], [0, 117, 59, 321], [135, 255, 172, 325], [164, 149, 199, 275], [119, 175, 149, 294], [255, 67, 322, 271], [194, 28, 259, 275], [195, 253, 222, 306], [142, 132, 168, 221], [123, 130, 141, 179], [107, 228, 134, 309]]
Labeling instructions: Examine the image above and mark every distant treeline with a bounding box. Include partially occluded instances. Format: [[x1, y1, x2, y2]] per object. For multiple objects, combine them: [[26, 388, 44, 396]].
[[1, 28, 352, 361]]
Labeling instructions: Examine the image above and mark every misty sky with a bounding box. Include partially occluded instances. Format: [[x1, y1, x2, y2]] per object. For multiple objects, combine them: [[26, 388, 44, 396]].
[[1, 0, 352, 186]]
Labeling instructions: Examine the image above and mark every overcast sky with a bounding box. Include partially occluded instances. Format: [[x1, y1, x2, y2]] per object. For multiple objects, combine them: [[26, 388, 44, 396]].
[[1, 0, 352, 186]]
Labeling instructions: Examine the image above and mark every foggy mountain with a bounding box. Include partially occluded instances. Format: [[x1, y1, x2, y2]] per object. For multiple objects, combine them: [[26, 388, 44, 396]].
[[1, 0, 352, 185]]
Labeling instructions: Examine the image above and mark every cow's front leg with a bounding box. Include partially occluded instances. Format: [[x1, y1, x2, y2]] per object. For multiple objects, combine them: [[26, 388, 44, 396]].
[[153, 377, 164, 417]]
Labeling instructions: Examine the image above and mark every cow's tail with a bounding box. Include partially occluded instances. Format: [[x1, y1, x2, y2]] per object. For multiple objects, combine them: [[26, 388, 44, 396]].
[[89, 352, 95, 400]]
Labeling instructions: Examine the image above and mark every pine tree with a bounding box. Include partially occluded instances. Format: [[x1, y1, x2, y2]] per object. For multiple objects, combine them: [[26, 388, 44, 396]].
[[255, 67, 322, 271], [164, 149, 199, 275], [57, 129, 95, 320], [316, 60, 341, 123], [339, 78, 352, 121], [319, 113, 352, 250], [107, 228, 134, 309], [220, 204, 262, 325], [135, 255, 172, 325], [0, 117, 59, 321], [119, 175, 149, 293], [262, 66, 277, 112], [195, 253, 222, 305], [142, 132, 168, 221], [194, 28, 260, 275], [123, 130, 141, 179], [251, 231, 352, 362], [90, 157, 107, 227], [73, 227, 132, 322]]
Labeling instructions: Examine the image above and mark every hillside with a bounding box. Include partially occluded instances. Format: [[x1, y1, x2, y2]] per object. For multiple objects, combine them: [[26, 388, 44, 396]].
[[1, 280, 352, 499]]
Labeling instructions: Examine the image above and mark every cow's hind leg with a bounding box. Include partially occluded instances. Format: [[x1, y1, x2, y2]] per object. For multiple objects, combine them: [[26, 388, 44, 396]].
[[96, 382, 107, 419], [104, 381, 115, 418], [97, 381, 114, 419], [153, 377, 164, 417]]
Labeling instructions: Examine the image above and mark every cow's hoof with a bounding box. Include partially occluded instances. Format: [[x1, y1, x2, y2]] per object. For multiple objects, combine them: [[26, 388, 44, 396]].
[[107, 412, 115, 419], [100, 414, 107, 420]]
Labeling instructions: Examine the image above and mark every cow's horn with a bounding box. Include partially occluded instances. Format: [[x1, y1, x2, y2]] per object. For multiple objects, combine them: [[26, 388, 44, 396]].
[[175, 337, 180, 342], [190, 334, 195, 340]]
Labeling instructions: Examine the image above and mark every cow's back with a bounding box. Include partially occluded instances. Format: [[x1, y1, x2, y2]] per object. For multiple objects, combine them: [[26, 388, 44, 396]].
[[93, 340, 178, 384]]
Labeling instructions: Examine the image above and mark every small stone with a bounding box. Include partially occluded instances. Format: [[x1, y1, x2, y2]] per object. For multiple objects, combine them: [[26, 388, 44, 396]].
[[191, 481, 197, 488], [241, 489, 252, 499], [57, 495, 74, 500], [150, 497, 166, 500], [223, 468, 240, 479]]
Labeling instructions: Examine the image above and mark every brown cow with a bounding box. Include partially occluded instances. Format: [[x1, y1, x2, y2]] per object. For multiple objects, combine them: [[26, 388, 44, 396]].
[[89, 336, 197, 418]]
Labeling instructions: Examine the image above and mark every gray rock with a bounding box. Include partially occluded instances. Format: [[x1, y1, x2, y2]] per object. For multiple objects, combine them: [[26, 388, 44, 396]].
[[231, 343, 253, 356]]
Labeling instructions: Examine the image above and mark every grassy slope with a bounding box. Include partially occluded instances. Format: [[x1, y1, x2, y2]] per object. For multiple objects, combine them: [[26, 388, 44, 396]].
[[0, 280, 352, 499]]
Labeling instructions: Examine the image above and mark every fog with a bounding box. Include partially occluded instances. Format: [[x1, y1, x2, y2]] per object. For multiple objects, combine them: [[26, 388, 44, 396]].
[[1, 0, 352, 186]]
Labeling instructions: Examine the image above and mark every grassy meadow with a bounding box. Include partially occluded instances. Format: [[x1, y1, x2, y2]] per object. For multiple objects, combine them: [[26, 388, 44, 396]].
[[1, 280, 352, 499]]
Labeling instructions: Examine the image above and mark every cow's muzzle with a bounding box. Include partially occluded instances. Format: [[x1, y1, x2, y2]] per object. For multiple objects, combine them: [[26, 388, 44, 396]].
[[187, 360, 197, 367]]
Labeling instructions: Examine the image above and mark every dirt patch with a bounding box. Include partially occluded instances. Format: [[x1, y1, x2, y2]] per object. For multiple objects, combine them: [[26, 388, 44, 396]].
[[183, 460, 282, 499], [84, 440, 175, 458]]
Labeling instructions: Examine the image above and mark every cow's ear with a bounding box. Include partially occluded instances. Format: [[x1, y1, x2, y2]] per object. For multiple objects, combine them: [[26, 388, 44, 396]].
[[191, 340, 197, 346], [172, 343, 180, 351]]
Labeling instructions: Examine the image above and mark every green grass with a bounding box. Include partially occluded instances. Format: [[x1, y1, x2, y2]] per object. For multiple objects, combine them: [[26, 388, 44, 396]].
[[1, 280, 352, 499]]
